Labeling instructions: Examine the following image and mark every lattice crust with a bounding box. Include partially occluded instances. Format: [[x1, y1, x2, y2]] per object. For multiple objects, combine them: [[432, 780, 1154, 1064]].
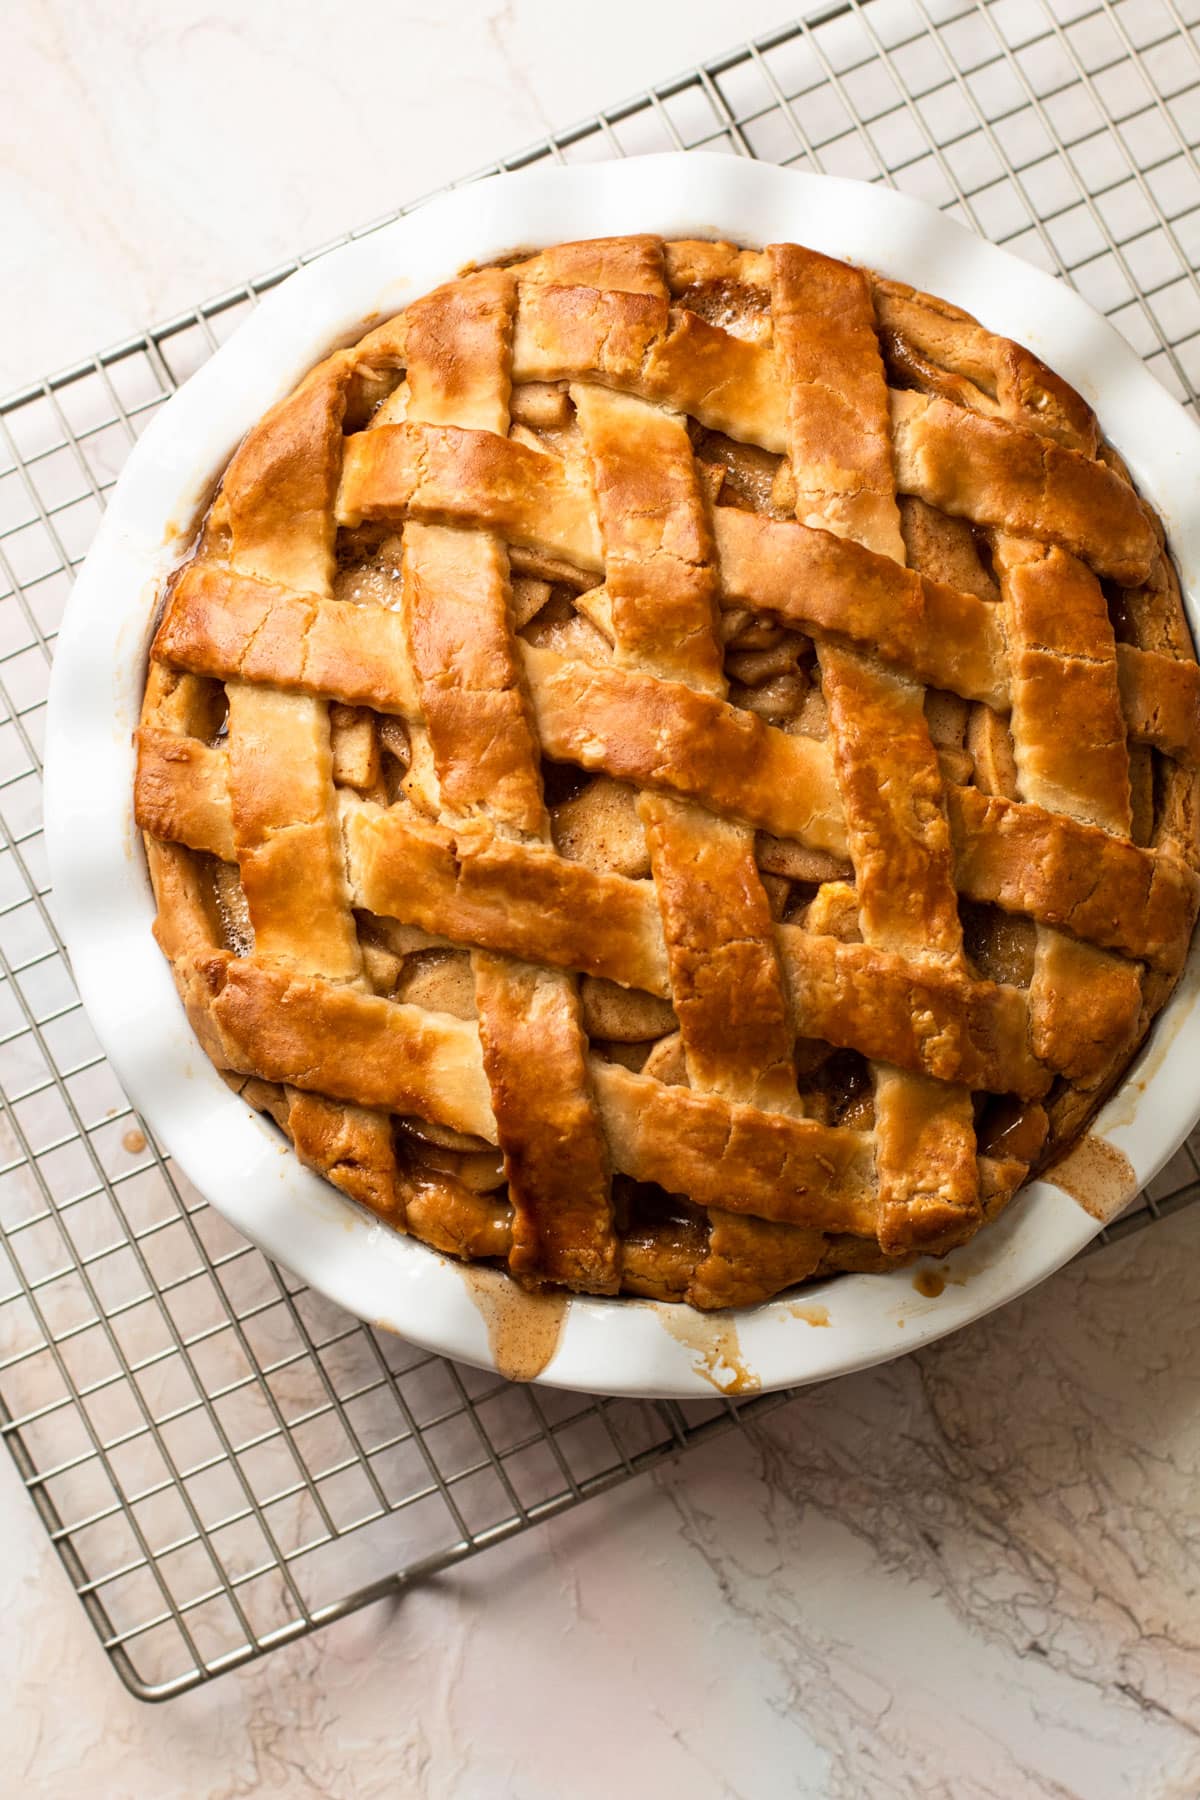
[[135, 235, 1200, 1311]]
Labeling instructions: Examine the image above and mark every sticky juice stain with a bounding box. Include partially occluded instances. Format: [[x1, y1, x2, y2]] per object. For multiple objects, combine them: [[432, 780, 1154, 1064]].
[[458, 1265, 569, 1382], [788, 1302, 830, 1327], [656, 1306, 759, 1394], [1045, 1133, 1138, 1224]]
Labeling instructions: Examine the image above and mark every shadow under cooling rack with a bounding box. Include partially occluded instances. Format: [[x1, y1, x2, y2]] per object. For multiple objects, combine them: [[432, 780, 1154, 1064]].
[[1, 0, 1199, 1700]]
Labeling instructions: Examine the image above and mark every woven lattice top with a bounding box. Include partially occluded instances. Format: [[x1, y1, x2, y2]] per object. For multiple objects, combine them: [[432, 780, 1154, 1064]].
[[134, 235, 1200, 1310]]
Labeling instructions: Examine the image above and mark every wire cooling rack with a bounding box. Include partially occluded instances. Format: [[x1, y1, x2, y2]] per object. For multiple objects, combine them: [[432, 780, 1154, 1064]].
[[2, 0, 1199, 1705]]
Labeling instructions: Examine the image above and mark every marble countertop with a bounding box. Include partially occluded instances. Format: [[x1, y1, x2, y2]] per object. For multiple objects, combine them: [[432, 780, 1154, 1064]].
[[6, 1207, 1200, 1798], [6, 3, 1200, 1795]]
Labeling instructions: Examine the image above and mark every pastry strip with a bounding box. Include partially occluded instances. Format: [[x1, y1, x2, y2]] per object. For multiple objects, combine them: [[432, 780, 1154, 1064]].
[[398, 270, 618, 1291], [138, 731, 1197, 975], [769, 243, 979, 1254], [573, 370, 821, 1302]]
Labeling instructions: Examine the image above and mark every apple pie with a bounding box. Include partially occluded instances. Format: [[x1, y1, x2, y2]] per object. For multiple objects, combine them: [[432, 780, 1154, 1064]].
[[133, 235, 1200, 1308]]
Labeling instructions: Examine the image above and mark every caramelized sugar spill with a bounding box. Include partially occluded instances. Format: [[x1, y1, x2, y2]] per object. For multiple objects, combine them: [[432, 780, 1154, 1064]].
[[1044, 1133, 1138, 1224], [458, 1264, 569, 1382], [654, 1304, 759, 1393], [789, 1302, 830, 1327]]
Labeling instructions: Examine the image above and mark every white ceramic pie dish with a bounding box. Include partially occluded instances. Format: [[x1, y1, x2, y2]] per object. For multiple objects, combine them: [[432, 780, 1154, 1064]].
[[44, 153, 1200, 1397]]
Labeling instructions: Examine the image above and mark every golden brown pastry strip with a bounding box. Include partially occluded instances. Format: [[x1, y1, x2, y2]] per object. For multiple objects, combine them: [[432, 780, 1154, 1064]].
[[137, 731, 1197, 977], [770, 242, 980, 1252], [574, 367, 813, 1302], [401, 522, 547, 835], [889, 388, 1155, 587], [521, 644, 848, 855], [993, 535, 1142, 1084], [997, 539, 1133, 836], [513, 280, 790, 450], [775, 932, 1047, 1097], [135, 729, 236, 863], [1116, 642, 1200, 768], [507, 249, 1153, 597], [182, 950, 878, 1233], [573, 380, 798, 1113], [338, 420, 604, 567], [712, 507, 1010, 707], [203, 360, 405, 1207], [572, 382, 725, 689], [183, 951, 499, 1135], [218, 360, 363, 983], [821, 649, 965, 965], [590, 1063, 875, 1233], [154, 564, 421, 716], [946, 787, 1197, 969], [474, 951, 616, 1290], [398, 268, 617, 1291], [343, 801, 670, 993]]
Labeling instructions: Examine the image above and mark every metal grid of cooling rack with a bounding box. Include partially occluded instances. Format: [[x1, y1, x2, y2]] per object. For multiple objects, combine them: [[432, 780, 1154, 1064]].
[[1, 0, 1199, 1705]]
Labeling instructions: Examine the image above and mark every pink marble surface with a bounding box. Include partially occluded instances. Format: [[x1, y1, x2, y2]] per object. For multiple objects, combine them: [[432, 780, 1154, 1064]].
[[5, 1206, 1200, 1797], [2, 0, 798, 394]]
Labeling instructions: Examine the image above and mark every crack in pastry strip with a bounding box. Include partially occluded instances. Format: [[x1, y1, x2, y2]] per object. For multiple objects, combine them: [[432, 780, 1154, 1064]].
[[136, 729, 1198, 974], [769, 242, 981, 1253], [396, 268, 617, 1293]]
